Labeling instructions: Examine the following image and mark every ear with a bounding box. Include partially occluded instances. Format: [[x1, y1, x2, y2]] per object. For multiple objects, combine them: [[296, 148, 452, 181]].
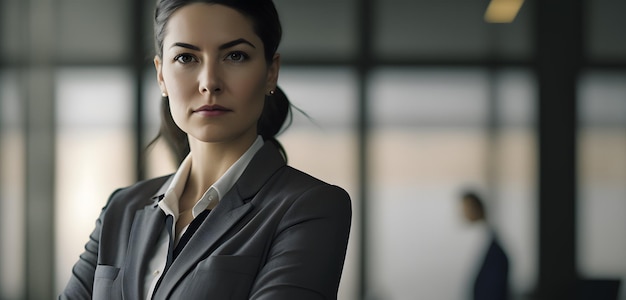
[[266, 53, 280, 92], [154, 55, 167, 95]]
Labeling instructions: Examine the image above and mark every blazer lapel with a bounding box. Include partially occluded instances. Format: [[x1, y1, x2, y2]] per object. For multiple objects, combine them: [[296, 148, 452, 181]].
[[121, 177, 172, 299], [153, 141, 286, 298], [154, 192, 253, 298]]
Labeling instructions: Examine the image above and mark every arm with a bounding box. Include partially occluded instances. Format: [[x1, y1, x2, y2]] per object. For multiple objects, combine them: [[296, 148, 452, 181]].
[[58, 215, 101, 299], [250, 185, 352, 300]]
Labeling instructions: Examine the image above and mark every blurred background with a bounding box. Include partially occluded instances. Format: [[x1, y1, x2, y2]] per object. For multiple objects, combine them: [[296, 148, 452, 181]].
[[1, 0, 625, 299]]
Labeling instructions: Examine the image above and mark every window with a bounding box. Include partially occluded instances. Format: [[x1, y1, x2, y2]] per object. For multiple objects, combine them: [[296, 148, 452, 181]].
[[368, 68, 536, 299], [577, 72, 626, 295]]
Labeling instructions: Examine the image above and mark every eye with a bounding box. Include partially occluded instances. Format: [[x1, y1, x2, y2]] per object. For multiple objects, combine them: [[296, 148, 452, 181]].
[[226, 51, 248, 62], [174, 53, 197, 64]]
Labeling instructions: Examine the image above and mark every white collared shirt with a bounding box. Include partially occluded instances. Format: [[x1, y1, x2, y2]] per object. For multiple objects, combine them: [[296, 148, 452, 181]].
[[143, 136, 264, 300]]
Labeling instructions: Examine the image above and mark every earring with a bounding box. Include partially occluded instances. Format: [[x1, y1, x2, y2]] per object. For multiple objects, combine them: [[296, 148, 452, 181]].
[[269, 90, 275, 96], [162, 92, 168, 97]]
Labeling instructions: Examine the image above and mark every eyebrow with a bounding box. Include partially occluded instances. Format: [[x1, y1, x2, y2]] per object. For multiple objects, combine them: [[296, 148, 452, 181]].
[[169, 38, 256, 51], [170, 42, 201, 51], [219, 38, 256, 50]]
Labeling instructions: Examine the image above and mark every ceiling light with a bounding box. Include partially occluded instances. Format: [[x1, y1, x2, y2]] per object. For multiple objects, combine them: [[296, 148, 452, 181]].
[[484, 0, 525, 23]]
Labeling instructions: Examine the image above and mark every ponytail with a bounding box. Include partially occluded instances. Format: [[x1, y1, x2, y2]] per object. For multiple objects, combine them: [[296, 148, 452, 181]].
[[258, 86, 291, 160]]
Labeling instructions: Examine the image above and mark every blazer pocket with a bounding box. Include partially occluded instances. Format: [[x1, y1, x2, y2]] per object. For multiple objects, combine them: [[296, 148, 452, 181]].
[[93, 265, 120, 300], [182, 255, 260, 299]]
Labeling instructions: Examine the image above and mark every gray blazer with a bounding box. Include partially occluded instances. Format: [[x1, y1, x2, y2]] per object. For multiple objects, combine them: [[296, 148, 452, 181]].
[[59, 142, 352, 300]]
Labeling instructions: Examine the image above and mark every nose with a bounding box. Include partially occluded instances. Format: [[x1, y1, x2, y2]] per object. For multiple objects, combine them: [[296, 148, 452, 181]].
[[199, 61, 222, 95]]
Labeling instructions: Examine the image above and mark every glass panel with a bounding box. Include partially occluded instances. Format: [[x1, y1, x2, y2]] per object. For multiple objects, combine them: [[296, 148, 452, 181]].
[[274, 0, 357, 60], [368, 68, 536, 299], [54, 67, 135, 293], [369, 69, 490, 127], [0, 1, 23, 60], [56, 0, 129, 62], [279, 68, 357, 129], [578, 71, 626, 300], [491, 70, 537, 295], [587, 0, 626, 61], [494, 70, 536, 127], [278, 67, 358, 300], [374, 0, 532, 60], [0, 70, 26, 300]]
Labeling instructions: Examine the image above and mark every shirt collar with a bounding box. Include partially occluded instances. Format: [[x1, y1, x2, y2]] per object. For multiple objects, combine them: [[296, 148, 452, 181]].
[[158, 136, 264, 219]]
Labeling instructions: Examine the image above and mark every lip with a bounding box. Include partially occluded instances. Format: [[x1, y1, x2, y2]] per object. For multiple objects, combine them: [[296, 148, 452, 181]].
[[193, 104, 232, 117]]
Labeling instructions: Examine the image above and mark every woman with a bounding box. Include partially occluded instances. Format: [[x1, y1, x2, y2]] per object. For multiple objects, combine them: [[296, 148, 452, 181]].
[[59, 0, 352, 299]]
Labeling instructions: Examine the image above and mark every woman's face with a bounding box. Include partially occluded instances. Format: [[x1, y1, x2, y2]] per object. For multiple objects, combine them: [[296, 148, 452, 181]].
[[462, 198, 482, 222], [155, 3, 279, 146]]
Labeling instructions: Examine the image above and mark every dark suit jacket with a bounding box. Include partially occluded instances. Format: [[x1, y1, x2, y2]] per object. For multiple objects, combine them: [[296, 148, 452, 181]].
[[59, 142, 352, 300], [473, 234, 509, 300]]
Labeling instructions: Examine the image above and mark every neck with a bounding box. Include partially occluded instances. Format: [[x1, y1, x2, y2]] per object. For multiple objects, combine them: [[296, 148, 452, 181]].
[[185, 134, 257, 197]]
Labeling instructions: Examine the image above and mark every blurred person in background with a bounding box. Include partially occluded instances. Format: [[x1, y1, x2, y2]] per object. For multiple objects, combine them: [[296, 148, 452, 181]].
[[461, 190, 509, 300], [59, 0, 352, 299]]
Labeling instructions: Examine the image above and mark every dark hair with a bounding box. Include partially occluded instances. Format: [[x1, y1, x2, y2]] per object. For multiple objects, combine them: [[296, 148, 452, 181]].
[[151, 0, 290, 164]]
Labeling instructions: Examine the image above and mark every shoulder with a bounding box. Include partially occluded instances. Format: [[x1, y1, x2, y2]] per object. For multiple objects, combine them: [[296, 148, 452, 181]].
[[280, 165, 348, 194], [485, 235, 509, 264], [280, 165, 326, 184], [265, 165, 351, 211], [236, 141, 350, 206], [259, 166, 352, 242]]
